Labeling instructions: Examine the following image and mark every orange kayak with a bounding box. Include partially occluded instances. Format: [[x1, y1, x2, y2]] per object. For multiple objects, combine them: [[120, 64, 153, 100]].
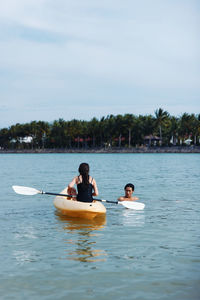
[[53, 187, 106, 220]]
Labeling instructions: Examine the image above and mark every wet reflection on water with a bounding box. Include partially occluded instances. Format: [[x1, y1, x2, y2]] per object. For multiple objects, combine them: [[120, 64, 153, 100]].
[[122, 210, 145, 227], [55, 212, 107, 262]]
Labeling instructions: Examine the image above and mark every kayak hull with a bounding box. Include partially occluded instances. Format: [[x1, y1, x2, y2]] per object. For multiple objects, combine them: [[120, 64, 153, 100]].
[[53, 188, 106, 220]]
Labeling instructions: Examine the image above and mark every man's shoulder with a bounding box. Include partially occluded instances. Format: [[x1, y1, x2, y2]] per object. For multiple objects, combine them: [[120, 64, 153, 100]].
[[118, 196, 126, 201]]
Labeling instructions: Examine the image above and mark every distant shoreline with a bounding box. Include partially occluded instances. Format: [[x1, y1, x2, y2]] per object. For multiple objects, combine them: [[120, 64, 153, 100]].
[[1, 146, 200, 154]]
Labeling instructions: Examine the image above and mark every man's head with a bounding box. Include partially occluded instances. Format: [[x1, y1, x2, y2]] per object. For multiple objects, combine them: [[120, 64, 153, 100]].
[[124, 183, 135, 198]]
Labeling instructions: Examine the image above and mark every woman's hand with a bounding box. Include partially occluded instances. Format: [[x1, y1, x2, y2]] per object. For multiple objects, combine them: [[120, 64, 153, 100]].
[[67, 186, 77, 199], [68, 187, 77, 196]]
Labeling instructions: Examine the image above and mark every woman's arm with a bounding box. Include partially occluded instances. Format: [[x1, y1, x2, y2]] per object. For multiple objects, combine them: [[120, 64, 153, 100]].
[[68, 177, 78, 196], [92, 178, 98, 196], [68, 176, 78, 188]]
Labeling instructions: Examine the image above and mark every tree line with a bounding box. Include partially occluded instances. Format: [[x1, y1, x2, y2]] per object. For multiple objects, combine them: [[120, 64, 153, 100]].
[[0, 109, 200, 150]]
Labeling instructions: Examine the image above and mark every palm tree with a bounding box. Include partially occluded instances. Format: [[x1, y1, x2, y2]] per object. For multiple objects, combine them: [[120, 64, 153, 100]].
[[104, 115, 115, 148], [190, 114, 200, 145], [155, 108, 169, 145], [115, 114, 124, 147], [88, 117, 99, 147], [179, 113, 199, 145], [124, 114, 136, 148], [169, 116, 179, 145], [0, 128, 9, 149]]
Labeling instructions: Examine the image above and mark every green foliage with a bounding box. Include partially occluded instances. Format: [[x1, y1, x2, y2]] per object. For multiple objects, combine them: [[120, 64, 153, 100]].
[[0, 109, 200, 149]]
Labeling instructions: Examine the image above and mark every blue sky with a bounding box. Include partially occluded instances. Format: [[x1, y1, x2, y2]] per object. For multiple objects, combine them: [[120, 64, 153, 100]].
[[0, 0, 199, 128]]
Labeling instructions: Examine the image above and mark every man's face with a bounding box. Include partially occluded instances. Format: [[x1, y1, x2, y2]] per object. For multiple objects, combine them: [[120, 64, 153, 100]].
[[125, 187, 133, 198]]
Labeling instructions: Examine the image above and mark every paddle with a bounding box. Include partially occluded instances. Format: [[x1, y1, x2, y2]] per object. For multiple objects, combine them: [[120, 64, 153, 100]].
[[12, 185, 145, 210]]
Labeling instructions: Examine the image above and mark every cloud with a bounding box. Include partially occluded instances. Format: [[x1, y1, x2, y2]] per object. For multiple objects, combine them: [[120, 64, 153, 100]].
[[0, 0, 199, 128]]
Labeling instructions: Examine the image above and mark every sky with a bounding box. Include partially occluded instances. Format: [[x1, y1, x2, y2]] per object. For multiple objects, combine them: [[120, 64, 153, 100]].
[[0, 0, 199, 128]]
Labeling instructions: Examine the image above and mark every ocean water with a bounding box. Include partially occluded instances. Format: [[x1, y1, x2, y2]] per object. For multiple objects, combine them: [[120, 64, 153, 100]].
[[0, 153, 200, 300]]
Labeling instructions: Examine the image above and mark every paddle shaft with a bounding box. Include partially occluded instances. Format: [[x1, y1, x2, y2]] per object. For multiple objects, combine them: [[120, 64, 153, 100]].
[[12, 186, 144, 209], [42, 191, 118, 204]]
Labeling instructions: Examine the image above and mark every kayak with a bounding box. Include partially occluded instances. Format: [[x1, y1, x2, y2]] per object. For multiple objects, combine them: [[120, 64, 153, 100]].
[[53, 187, 106, 219]]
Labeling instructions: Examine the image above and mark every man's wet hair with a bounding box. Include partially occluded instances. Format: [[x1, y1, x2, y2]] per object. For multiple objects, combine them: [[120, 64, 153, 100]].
[[124, 183, 135, 191]]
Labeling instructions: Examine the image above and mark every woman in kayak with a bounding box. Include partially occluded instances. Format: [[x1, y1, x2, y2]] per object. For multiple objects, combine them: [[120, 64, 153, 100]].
[[67, 163, 98, 203]]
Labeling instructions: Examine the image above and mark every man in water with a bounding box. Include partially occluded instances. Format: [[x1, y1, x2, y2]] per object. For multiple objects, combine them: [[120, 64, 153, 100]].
[[118, 183, 139, 201]]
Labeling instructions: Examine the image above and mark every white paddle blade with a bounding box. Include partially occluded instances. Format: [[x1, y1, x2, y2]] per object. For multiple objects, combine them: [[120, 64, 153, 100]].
[[12, 185, 40, 196], [120, 201, 145, 210]]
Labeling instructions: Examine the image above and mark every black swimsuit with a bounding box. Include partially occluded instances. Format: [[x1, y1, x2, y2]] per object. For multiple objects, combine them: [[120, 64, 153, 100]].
[[77, 176, 94, 203]]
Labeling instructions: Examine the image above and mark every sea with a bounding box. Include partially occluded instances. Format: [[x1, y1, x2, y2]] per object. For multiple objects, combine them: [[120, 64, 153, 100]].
[[0, 153, 200, 300]]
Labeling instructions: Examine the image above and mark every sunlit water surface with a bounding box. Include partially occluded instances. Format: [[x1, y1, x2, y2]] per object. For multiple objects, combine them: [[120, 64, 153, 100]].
[[0, 153, 200, 300]]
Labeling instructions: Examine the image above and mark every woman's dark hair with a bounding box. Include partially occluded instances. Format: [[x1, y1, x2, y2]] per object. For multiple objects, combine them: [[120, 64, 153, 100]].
[[124, 183, 135, 191], [78, 163, 90, 187]]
